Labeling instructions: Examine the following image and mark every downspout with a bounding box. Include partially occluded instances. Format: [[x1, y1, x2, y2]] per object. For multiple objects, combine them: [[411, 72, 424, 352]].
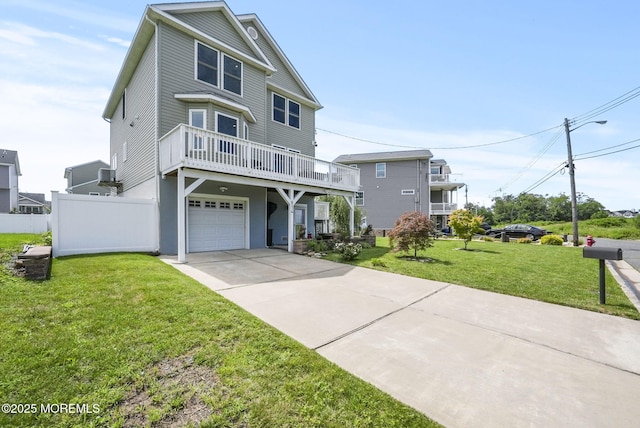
[[145, 13, 161, 254]]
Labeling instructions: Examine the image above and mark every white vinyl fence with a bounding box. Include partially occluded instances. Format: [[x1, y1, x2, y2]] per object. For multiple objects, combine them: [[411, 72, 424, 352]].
[[0, 213, 50, 233], [51, 192, 159, 257]]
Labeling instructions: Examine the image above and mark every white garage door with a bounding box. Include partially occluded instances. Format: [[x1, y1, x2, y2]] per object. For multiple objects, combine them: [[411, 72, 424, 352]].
[[188, 198, 246, 252]]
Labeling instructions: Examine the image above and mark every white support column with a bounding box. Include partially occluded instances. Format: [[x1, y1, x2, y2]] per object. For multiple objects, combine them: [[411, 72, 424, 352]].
[[342, 194, 355, 238], [177, 168, 186, 263], [276, 187, 305, 252]]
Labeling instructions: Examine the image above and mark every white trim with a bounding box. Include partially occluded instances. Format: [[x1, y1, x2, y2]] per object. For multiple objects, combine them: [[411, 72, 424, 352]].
[[176, 93, 256, 123]]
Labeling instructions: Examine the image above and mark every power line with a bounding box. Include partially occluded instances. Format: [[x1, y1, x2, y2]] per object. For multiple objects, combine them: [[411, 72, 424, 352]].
[[574, 139, 640, 161], [520, 162, 567, 194], [316, 125, 563, 150], [571, 85, 640, 126], [574, 137, 640, 157]]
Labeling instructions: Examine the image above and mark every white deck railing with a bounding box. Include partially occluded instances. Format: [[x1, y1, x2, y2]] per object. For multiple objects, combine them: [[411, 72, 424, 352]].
[[430, 202, 458, 214], [159, 124, 359, 192], [430, 173, 463, 183]]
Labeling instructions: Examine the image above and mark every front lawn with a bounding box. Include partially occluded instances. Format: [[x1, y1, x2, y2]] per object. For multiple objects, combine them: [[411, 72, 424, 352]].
[[325, 237, 640, 320], [0, 234, 437, 427]]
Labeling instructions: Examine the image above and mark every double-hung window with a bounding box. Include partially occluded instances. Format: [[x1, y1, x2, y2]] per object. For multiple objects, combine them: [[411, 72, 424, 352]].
[[376, 162, 386, 178], [355, 191, 364, 206], [272, 93, 300, 129], [196, 42, 242, 96]]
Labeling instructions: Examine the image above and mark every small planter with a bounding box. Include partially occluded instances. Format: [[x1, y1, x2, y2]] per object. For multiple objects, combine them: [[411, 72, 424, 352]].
[[293, 239, 310, 254]]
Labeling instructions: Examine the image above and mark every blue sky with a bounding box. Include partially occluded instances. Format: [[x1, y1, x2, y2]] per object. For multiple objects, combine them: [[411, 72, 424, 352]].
[[1, 0, 639, 210]]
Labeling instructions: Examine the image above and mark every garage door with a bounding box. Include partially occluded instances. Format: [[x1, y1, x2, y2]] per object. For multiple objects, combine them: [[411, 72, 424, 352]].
[[188, 198, 246, 252]]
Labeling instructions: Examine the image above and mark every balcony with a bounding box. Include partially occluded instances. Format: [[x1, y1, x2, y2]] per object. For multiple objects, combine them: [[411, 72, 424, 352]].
[[159, 124, 359, 192], [430, 173, 464, 190], [430, 202, 459, 215]]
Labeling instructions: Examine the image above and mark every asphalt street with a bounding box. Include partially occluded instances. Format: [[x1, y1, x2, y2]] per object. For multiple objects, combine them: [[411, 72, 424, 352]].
[[592, 237, 640, 271]]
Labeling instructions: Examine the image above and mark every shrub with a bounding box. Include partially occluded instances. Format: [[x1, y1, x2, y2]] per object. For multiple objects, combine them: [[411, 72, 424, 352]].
[[516, 238, 532, 244], [540, 235, 564, 246], [371, 258, 386, 267], [448, 209, 483, 250], [481, 236, 494, 242], [388, 211, 436, 257], [307, 239, 328, 252], [334, 242, 362, 261], [41, 231, 52, 246]]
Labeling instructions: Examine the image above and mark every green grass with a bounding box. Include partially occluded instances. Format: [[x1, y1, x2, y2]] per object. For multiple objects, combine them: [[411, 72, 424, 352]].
[[0, 234, 438, 427], [326, 237, 640, 320], [529, 218, 640, 240]]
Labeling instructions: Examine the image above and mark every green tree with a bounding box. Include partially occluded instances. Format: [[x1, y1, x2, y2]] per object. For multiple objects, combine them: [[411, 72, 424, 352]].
[[388, 211, 436, 257], [547, 194, 571, 221], [317, 195, 363, 237], [465, 203, 494, 225], [448, 209, 483, 250], [577, 193, 606, 220], [492, 195, 518, 224], [515, 193, 548, 222]]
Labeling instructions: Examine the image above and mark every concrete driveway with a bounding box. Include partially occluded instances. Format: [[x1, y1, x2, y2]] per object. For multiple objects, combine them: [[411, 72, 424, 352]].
[[163, 249, 640, 428]]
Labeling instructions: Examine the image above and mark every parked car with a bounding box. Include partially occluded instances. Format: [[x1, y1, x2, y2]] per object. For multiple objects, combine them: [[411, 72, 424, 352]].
[[487, 224, 549, 241]]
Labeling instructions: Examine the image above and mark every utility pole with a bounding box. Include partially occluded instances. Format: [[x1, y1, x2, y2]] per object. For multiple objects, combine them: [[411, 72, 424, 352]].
[[564, 118, 607, 247], [564, 118, 580, 247]]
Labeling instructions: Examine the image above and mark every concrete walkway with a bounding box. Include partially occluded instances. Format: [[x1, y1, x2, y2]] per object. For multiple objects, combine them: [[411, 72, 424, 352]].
[[162, 249, 640, 428]]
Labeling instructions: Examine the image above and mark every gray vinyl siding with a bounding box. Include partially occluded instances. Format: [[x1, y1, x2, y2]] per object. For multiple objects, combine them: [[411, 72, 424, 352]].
[[171, 10, 257, 59], [356, 160, 430, 229], [0, 189, 9, 212], [248, 23, 307, 96], [157, 23, 267, 144], [267, 92, 315, 156], [110, 34, 157, 193], [0, 165, 9, 188]]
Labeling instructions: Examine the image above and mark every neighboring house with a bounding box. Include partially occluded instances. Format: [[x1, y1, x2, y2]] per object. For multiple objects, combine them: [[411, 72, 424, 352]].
[[0, 149, 20, 213], [333, 150, 465, 231], [611, 210, 638, 218], [64, 160, 110, 195], [18, 193, 48, 214], [101, 1, 359, 260]]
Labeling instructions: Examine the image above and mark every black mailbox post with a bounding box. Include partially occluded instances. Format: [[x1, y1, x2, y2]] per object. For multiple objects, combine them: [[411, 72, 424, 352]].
[[583, 247, 623, 304]]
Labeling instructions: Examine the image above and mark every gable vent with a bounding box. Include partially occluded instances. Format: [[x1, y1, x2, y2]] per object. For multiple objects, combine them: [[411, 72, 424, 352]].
[[247, 26, 258, 40]]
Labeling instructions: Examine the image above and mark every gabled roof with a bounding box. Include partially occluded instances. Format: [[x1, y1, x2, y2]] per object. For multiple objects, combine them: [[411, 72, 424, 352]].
[[19, 193, 46, 205], [333, 149, 433, 164], [64, 160, 110, 178], [0, 149, 21, 175], [237, 13, 321, 109], [103, 1, 277, 119]]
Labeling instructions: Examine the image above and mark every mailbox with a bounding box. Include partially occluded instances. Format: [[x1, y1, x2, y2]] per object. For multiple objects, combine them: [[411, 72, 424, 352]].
[[582, 247, 623, 260], [582, 246, 623, 305]]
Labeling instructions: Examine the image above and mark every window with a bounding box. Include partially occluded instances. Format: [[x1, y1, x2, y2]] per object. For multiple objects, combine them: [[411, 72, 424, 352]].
[[189, 109, 207, 150], [196, 43, 218, 86], [272, 93, 300, 129], [219, 202, 231, 209], [204, 201, 216, 208], [196, 42, 243, 96], [355, 191, 364, 206], [233, 202, 244, 210], [216, 113, 238, 154], [376, 162, 386, 178], [223, 55, 242, 95], [189, 200, 201, 207], [273, 94, 286, 124], [288, 100, 300, 129]]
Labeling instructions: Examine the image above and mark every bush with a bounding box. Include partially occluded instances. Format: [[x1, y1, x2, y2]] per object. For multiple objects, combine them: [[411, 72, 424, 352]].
[[540, 235, 564, 246], [516, 238, 532, 244], [388, 211, 436, 257], [371, 258, 386, 267], [586, 217, 627, 228], [481, 236, 494, 242], [41, 231, 52, 246], [307, 239, 328, 252], [334, 242, 362, 261]]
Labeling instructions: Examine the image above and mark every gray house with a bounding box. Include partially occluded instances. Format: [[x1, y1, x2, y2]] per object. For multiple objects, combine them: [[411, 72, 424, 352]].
[[64, 160, 110, 195], [18, 193, 48, 214], [0, 149, 20, 213], [333, 150, 465, 232], [101, 1, 358, 261]]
